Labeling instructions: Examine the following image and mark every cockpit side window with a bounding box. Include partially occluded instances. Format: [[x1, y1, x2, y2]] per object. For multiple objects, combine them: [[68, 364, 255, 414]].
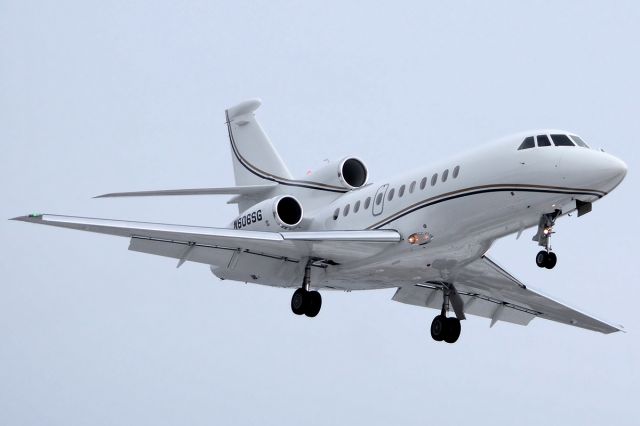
[[518, 136, 535, 150], [570, 135, 590, 148], [551, 134, 575, 146], [536, 135, 552, 147]]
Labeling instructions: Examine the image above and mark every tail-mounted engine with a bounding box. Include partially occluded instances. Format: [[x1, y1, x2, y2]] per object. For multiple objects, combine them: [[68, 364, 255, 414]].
[[231, 195, 303, 231], [309, 157, 368, 190]]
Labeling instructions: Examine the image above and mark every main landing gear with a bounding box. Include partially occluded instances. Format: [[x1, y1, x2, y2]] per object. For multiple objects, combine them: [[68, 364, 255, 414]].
[[534, 210, 560, 269], [291, 260, 322, 317], [430, 315, 461, 344], [429, 284, 463, 344], [291, 288, 322, 317]]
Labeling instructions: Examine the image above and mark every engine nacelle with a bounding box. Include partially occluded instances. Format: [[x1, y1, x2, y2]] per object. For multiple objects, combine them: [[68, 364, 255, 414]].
[[308, 157, 368, 190], [231, 195, 303, 231]]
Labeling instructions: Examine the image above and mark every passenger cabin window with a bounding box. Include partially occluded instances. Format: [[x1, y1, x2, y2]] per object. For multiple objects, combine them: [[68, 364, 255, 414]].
[[551, 134, 575, 146], [409, 181, 416, 193], [570, 135, 589, 148], [343, 204, 350, 216], [442, 169, 449, 182], [518, 136, 535, 150], [354, 200, 360, 213], [420, 177, 427, 190], [431, 173, 438, 186], [376, 193, 383, 205], [365, 197, 371, 209], [333, 208, 340, 220], [399, 185, 405, 197], [536, 135, 551, 147], [453, 165, 460, 178], [387, 188, 395, 201]]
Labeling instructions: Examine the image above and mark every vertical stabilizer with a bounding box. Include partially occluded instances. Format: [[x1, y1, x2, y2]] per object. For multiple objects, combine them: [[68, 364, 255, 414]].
[[225, 99, 293, 186]]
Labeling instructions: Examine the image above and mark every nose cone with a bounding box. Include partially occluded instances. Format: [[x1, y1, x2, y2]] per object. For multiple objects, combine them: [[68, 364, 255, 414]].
[[595, 153, 627, 193], [612, 156, 628, 180]]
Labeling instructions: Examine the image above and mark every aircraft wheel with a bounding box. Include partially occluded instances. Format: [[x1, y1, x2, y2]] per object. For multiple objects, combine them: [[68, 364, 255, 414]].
[[545, 252, 557, 269], [291, 288, 307, 315], [536, 250, 548, 268], [305, 291, 322, 317], [443, 317, 461, 344], [430, 315, 447, 341]]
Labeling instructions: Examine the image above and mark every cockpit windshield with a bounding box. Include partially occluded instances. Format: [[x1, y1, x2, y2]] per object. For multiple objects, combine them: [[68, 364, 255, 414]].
[[518, 133, 590, 150], [518, 136, 535, 150], [551, 134, 574, 146], [537, 135, 551, 146], [570, 135, 589, 148]]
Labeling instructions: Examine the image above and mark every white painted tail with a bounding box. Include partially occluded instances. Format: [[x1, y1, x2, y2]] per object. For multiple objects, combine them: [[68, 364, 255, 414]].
[[225, 99, 293, 186]]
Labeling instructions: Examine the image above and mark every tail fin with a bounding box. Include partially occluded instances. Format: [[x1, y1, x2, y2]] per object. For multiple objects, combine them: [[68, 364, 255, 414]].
[[225, 99, 293, 186]]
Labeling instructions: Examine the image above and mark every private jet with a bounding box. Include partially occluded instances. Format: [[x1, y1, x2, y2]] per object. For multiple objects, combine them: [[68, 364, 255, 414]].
[[13, 99, 627, 343]]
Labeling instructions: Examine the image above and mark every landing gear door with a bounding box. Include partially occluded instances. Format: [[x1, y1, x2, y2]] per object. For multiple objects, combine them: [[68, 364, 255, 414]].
[[372, 184, 388, 216]]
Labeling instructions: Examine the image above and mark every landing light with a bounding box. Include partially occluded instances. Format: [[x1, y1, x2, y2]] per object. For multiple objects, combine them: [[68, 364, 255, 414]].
[[543, 227, 553, 236], [407, 232, 432, 245]]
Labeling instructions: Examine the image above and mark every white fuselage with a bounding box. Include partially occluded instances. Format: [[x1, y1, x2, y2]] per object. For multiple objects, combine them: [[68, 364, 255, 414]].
[[216, 130, 627, 290]]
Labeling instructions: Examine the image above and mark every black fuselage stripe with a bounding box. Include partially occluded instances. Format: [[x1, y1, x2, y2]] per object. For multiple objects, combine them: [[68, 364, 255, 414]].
[[368, 186, 604, 229], [225, 112, 348, 193]]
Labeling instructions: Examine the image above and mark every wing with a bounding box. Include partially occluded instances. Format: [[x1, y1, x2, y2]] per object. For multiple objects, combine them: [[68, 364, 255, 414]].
[[392, 255, 622, 334], [11, 214, 400, 268]]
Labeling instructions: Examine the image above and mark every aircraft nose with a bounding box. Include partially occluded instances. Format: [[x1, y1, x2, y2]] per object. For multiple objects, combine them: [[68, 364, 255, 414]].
[[595, 153, 627, 192], [606, 154, 627, 181]]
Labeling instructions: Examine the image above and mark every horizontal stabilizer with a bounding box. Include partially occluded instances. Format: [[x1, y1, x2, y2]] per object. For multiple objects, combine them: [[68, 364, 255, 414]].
[[94, 184, 277, 198]]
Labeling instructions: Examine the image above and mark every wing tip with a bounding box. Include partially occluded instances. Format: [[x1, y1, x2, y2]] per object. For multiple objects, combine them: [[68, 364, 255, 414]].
[[609, 324, 626, 334], [10, 214, 44, 222]]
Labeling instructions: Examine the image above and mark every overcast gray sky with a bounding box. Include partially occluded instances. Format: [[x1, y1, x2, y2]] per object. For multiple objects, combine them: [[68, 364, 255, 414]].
[[2, 1, 639, 425]]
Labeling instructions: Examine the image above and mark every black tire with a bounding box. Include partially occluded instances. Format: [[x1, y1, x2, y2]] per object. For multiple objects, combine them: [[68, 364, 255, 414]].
[[545, 252, 557, 269], [291, 288, 307, 315], [536, 250, 548, 268], [304, 291, 322, 317], [443, 317, 461, 344], [430, 315, 447, 341]]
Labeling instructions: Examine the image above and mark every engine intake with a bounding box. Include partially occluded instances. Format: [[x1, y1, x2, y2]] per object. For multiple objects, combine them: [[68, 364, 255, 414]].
[[340, 158, 368, 188], [231, 195, 303, 231], [274, 195, 303, 228], [309, 157, 369, 190]]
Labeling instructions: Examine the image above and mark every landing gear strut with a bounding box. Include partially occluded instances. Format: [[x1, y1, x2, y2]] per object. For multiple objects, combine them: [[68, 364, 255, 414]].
[[430, 284, 462, 344], [534, 210, 560, 269], [291, 260, 322, 317]]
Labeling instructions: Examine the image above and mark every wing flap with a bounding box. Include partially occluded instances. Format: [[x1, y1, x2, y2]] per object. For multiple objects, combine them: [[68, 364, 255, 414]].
[[128, 237, 234, 266], [392, 285, 535, 326]]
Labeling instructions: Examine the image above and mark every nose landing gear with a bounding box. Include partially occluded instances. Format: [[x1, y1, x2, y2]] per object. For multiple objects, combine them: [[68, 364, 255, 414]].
[[536, 250, 557, 269], [534, 210, 561, 269]]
